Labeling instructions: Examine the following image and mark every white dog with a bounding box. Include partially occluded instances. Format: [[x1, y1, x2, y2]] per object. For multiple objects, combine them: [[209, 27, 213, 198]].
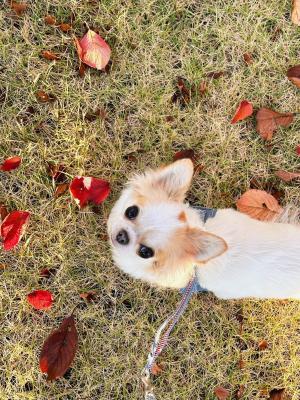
[[107, 159, 300, 299]]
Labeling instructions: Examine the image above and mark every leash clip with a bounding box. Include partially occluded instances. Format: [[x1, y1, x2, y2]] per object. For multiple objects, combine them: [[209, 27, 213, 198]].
[[141, 368, 156, 400]]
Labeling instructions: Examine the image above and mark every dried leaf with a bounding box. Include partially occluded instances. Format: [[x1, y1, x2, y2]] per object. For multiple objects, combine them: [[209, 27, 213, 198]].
[[0, 210, 30, 251], [256, 108, 294, 141], [41, 50, 60, 61], [0, 156, 21, 171], [84, 108, 107, 122], [199, 80, 208, 95], [11, 2, 27, 16], [36, 90, 56, 103], [287, 65, 300, 88], [258, 339, 268, 351], [243, 53, 253, 65], [269, 388, 285, 400], [231, 100, 253, 124], [296, 145, 300, 156], [40, 268, 57, 279], [214, 386, 230, 400], [0, 204, 9, 221], [79, 62, 86, 77], [150, 363, 163, 376], [27, 290, 53, 310], [59, 23, 72, 32], [238, 356, 245, 369], [40, 315, 78, 380], [235, 385, 245, 399], [80, 291, 97, 302], [236, 189, 283, 221], [46, 163, 67, 183], [54, 183, 69, 198], [74, 29, 111, 70], [173, 149, 196, 163], [44, 15, 56, 25], [171, 77, 191, 107], [275, 170, 300, 182], [69, 176, 110, 208], [292, 0, 300, 25], [206, 71, 225, 79]]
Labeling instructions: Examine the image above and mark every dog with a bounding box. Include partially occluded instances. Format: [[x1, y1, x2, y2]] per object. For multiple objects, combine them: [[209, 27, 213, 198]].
[[107, 159, 300, 299]]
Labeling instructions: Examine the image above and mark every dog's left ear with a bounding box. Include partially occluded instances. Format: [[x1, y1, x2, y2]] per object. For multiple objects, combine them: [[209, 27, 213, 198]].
[[185, 228, 228, 263], [154, 159, 194, 202]]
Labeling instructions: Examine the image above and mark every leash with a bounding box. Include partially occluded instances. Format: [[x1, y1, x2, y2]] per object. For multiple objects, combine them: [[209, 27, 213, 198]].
[[141, 275, 198, 399]]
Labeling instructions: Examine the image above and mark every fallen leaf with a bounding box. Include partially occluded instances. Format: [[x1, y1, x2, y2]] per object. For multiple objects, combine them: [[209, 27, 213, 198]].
[[173, 149, 196, 163], [214, 386, 230, 400], [69, 176, 110, 208], [269, 388, 285, 400], [11, 2, 27, 16], [0, 156, 21, 171], [41, 50, 60, 61], [238, 356, 245, 369], [165, 115, 175, 123], [40, 268, 57, 279], [79, 62, 86, 77], [235, 385, 245, 399], [46, 163, 67, 183], [249, 178, 284, 202], [36, 90, 56, 103], [0, 204, 9, 221], [231, 100, 253, 124], [44, 15, 56, 25], [256, 108, 294, 141], [292, 0, 300, 25], [275, 170, 300, 182], [287, 65, 300, 88], [171, 77, 191, 107], [206, 71, 225, 79], [296, 145, 300, 155], [74, 29, 111, 70], [0, 263, 7, 270], [79, 291, 97, 302], [59, 23, 72, 32], [54, 183, 69, 198], [84, 108, 107, 122], [236, 189, 283, 221], [40, 314, 78, 380], [27, 290, 53, 310], [243, 53, 253, 65], [199, 80, 208, 95], [258, 339, 268, 351], [150, 363, 163, 376], [0, 210, 30, 251]]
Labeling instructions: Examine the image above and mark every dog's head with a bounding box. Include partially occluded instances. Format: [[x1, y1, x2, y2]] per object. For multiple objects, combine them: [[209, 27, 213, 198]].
[[107, 159, 227, 288]]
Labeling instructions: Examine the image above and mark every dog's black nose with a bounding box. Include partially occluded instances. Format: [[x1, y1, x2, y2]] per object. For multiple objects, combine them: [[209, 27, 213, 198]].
[[116, 229, 129, 245]]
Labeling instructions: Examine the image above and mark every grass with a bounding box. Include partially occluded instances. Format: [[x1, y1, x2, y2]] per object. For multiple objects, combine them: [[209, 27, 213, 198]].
[[1, 0, 300, 399]]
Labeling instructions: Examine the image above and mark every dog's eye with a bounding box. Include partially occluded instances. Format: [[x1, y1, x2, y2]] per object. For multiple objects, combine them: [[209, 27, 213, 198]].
[[138, 244, 154, 259], [125, 205, 139, 220]]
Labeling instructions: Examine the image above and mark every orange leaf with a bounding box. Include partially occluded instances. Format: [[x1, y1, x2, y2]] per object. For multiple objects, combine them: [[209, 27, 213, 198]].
[[39, 315, 78, 380], [36, 90, 56, 103], [269, 388, 285, 400], [292, 0, 300, 25], [231, 100, 253, 124], [41, 50, 60, 61], [236, 189, 283, 221], [275, 170, 300, 182], [214, 386, 230, 400], [74, 29, 111, 70], [11, 2, 27, 15], [243, 53, 253, 65], [258, 339, 268, 351], [256, 108, 294, 141], [150, 363, 163, 376], [287, 64, 300, 88], [54, 183, 69, 198], [44, 15, 56, 25], [59, 23, 72, 32]]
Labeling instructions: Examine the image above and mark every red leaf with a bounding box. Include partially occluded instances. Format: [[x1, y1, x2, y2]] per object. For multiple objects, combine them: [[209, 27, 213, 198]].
[[256, 108, 294, 141], [0, 210, 30, 251], [44, 15, 56, 25], [27, 290, 53, 310], [214, 386, 230, 400], [231, 100, 253, 124], [275, 170, 300, 182], [0, 156, 21, 171], [39, 315, 78, 380], [74, 29, 111, 70], [41, 50, 60, 61], [11, 2, 27, 15], [70, 176, 110, 208], [296, 145, 300, 156]]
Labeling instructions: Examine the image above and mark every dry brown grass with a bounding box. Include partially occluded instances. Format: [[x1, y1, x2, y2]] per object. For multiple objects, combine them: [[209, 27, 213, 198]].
[[1, 0, 300, 399]]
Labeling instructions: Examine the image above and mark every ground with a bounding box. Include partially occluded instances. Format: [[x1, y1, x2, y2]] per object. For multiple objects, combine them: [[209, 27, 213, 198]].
[[1, 0, 300, 399]]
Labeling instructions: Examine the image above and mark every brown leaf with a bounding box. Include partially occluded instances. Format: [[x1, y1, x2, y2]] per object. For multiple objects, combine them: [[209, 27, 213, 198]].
[[46, 163, 67, 183], [243, 53, 253, 65], [238, 356, 245, 370], [44, 15, 56, 25], [171, 77, 191, 107], [39, 268, 57, 279], [79, 62, 86, 77], [0, 204, 9, 222], [256, 108, 294, 141], [11, 2, 27, 16], [150, 363, 163, 376], [36, 90, 56, 103], [258, 339, 268, 351], [249, 178, 284, 202], [236, 189, 283, 221], [41, 50, 60, 61], [199, 80, 208, 95], [214, 386, 230, 400], [292, 0, 300, 25], [173, 149, 196, 163], [235, 385, 245, 399], [84, 108, 107, 122], [39, 315, 78, 381], [80, 291, 97, 303], [0, 263, 7, 270], [287, 65, 300, 88], [165, 115, 175, 123], [206, 71, 225, 79], [275, 170, 300, 182], [59, 23, 72, 32], [269, 388, 285, 400], [54, 183, 69, 198]]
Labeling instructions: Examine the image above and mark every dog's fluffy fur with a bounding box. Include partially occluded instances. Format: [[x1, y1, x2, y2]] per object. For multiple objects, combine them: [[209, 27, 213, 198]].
[[107, 159, 300, 299]]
